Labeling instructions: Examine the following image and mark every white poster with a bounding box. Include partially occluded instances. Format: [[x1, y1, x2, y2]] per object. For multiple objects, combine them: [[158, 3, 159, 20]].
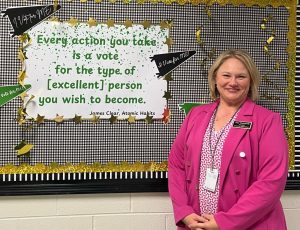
[[24, 21, 169, 119]]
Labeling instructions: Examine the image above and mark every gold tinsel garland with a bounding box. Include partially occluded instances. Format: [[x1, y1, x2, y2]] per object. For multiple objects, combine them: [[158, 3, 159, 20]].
[[0, 161, 168, 174], [72, 0, 296, 8], [285, 0, 296, 169]]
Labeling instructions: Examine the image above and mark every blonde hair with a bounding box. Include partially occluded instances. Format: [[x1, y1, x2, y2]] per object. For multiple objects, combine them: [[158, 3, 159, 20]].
[[208, 49, 260, 101]]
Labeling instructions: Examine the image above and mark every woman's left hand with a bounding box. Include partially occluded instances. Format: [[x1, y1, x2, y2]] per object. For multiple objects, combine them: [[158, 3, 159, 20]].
[[188, 213, 220, 230]]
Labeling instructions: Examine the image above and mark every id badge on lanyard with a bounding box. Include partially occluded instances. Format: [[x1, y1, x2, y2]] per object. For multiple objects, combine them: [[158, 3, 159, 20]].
[[204, 168, 219, 192]]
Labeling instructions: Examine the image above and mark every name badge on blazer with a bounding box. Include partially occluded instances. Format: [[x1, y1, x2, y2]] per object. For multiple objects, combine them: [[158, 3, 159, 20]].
[[233, 121, 252, 130]]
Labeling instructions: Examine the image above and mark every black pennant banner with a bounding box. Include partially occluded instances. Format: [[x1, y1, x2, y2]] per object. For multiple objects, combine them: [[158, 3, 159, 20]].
[[150, 50, 196, 78], [1, 4, 61, 37]]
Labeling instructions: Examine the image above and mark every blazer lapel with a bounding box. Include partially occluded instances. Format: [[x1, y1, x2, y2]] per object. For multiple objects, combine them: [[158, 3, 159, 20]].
[[189, 101, 219, 175], [219, 99, 255, 190]]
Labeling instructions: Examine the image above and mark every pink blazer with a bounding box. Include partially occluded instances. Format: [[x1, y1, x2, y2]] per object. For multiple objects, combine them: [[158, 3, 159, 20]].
[[168, 99, 288, 230]]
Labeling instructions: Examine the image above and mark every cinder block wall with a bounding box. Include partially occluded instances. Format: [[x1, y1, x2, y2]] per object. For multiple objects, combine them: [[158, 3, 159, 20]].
[[0, 191, 298, 230]]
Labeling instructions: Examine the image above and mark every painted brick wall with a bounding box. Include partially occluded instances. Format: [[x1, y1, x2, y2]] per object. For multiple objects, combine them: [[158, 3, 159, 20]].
[[0, 191, 298, 230]]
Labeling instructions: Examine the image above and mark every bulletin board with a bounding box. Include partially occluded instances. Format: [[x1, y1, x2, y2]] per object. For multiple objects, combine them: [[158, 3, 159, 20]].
[[0, 0, 297, 195]]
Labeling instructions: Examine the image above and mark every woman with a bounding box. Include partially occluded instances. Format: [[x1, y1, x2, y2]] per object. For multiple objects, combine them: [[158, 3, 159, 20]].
[[168, 49, 288, 230]]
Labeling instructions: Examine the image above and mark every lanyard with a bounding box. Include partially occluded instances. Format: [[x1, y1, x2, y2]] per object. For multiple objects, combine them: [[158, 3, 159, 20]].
[[208, 106, 240, 170]]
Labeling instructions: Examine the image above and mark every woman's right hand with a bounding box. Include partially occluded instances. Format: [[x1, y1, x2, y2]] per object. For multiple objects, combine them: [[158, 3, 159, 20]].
[[182, 213, 208, 230]]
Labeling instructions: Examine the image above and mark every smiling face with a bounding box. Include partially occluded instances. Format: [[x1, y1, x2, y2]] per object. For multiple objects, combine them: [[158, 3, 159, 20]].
[[215, 57, 251, 107]]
